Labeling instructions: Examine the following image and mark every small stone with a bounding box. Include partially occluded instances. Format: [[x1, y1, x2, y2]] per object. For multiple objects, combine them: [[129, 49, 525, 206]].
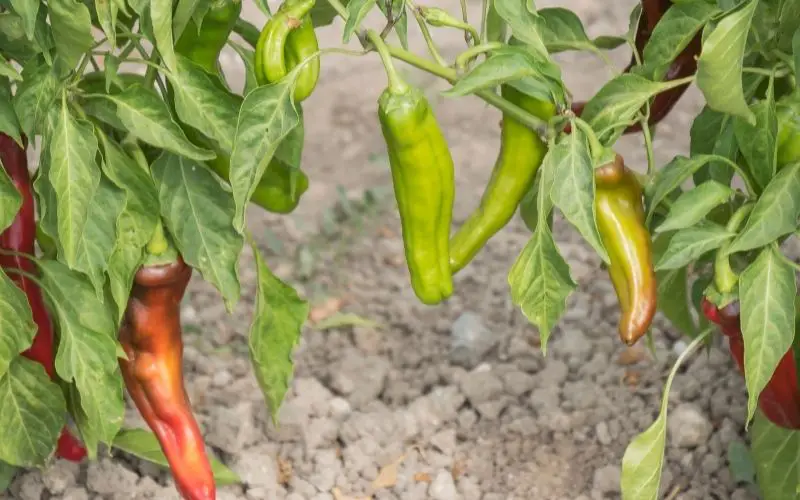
[[507, 416, 537, 437], [42, 460, 80, 494], [328, 397, 352, 419], [305, 417, 339, 451], [290, 477, 318, 497], [311, 494, 334, 500], [353, 326, 381, 354], [330, 353, 390, 409], [286, 494, 305, 500], [458, 476, 482, 500], [207, 402, 258, 453], [476, 399, 509, 420], [537, 360, 568, 387], [450, 312, 498, 368], [596, 421, 612, 445], [669, 404, 713, 448], [459, 370, 503, 405], [502, 371, 537, 397], [731, 488, 754, 500], [430, 428, 457, 455], [529, 387, 560, 412], [458, 408, 478, 431], [14, 473, 45, 499], [428, 470, 459, 500], [672, 340, 689, 356], [86, 459, 139, 495], [212, 369, 234, 387], [552, 328, 592, 361], [700, 454, 722, 475], [232, 447, 279, 489], [592, 465, 621, 494]]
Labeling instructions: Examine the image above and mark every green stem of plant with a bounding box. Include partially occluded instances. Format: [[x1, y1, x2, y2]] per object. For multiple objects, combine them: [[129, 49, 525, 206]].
[[573, 118, 605, 162], [773, 243, 800, 273], [713, 202, 754, 293], [640, 107, 656, 176], [326, 0, 349, 19], [234, 18, 261, 48], [455, 42, 502, 71], [366, 30, 408, 94], [459, 0, 471, 44], [743, 66, 791, 78], [407, 0, 448, 67]]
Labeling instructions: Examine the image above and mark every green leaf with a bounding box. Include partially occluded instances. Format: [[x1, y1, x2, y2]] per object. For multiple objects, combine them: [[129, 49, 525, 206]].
[[726, 162, 800, 255], [46, 95, 102, 271], [0, 269, 36, 378], [645, 154, 721, 221], [640, 1, 719, 80], [0, 358, 66, 467], [65, 371, 124, 457], [94, 0, 119, 47], [0, 460, 16, 492], [8, 0, 39, 40], [48, 0, 94, 68], [149, 0, 177, 73], [620, 331, 710, 500], [151, 153, 243, 311], [580, 74, 670, 142], [72, 176, 125, 297], [535, 7, 595, 53], [794, 29, 800, 86], [249, 241, 309, 422], [113, 428, 240, 485], [37, 260, 120, 457], [85, 85, 215, 161], [0, 11, 40, 62], [654, 221, 735, 271], [0, 54, 22, 82], [0, 84, 22, 148], [13, 57, 60, 138], [229, 82, 300, 232], [739, 246, 796, 425], [696, 0, 758, 124], [734, 97, 777, 191], [652, 233, 696, 336], [655, 181, 735, 233], [751, 411, 800, 500], [167, 55, 241, 154], [547, 130, 608, 263], [342, 0, 377, 43], [444, 50, 549, 97], [0, 164, 21, 233], [508, 224, 576, 354], [172, 0, 205, 41], [493, 0, 548, 59], [377, 0, 407, 50], [690, 107, 738, 187]]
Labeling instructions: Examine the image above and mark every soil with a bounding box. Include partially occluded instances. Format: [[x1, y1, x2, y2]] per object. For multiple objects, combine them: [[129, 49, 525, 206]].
[[4, 0, 763, 499]]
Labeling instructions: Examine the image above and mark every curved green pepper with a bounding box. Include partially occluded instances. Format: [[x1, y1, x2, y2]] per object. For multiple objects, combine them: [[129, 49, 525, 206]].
[[777, 93, 800, 167], [449, 85, 554, 273], [595, 154, 657, 345], [175, 0, 243, 74], [371, 31, 454, 305], [255, 0, 320, 102]]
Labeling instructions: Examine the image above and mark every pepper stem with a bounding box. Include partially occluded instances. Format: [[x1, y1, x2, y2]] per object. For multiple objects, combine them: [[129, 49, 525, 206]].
[[454, 42, 502, 71], [714, 202, 754, 293], [146, 222, 169, 256], [365, 30, 408, 94]]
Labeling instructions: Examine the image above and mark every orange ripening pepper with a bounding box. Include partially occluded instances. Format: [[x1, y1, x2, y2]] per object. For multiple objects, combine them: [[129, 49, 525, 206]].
[[594, 154, 657, 345], [119, 257, 215, 500]]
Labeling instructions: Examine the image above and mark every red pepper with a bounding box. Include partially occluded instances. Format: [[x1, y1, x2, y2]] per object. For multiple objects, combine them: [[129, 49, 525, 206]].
[[0, 133, 87, 462], [119, 257, 215, 500], [569, 0, 700, 134], [702, 298, 800, 429]]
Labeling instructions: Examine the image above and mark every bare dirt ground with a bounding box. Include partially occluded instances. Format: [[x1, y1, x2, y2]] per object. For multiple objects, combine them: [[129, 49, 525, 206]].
[[5, 1, 764, 499]]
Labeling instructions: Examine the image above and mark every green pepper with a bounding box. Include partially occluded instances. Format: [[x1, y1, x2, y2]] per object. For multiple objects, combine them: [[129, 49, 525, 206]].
[[369, 31, 454, 305], [175, 0, 243, 74], [595, 154, 657, 345], [255, 0, 320, 102], [449, 85, 554, 273]]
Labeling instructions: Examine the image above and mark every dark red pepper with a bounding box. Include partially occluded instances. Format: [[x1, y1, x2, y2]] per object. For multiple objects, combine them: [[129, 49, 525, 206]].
[[0, 133, 86, 462], [702, 298, 800, 429], [569, 0, 700, 134]]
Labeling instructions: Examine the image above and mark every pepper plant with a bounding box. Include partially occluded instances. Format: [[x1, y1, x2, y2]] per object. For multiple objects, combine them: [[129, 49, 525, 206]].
[[0, 0, 799, 498]]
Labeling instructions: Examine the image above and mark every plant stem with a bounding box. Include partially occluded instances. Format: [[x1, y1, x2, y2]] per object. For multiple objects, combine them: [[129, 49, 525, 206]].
[[326, 0, 349, 19], [234, 18, 261, 48], [366, 30, 408, 94], [407, 0, 448, 67], [455, 41, 502, 71]]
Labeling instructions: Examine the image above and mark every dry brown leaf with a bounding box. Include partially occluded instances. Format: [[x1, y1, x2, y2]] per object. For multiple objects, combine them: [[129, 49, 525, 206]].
[[413, 472, 432, 483], [616, 346, 647, 366], [277, 457, 293, 486], [332, 487, 372, 500], [371, 454, 406, 490], [310, 297, 344, 323]]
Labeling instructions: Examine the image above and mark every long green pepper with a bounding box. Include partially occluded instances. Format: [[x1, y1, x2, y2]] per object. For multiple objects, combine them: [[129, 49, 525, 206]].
[[175, 0, 243, 74], [370, 31, 455, 305]]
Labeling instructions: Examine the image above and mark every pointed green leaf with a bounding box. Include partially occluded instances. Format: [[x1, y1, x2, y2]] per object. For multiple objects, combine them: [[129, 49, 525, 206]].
[[249, 241, 309, 422], [151, 153, 243, 311], [229, 42, 259, 97], [751, 411, 800, 500], [149, 0, 177, 73], [444, 50, 550, 97], [47, 94, 102, 269], [535, 7, 595, 53], [734, 97, 777, 191], [696, 0, 758, 124], [342, 0, 377, 42], [689, 107, 738, 187], [13, 57, 60, 138], [65, 371, 124, 458], [726, 162, 800, 254], [0, 54, 22, 82], [645, 154, 720, 221], [621, 331, 710, 499], [0, 82, 23, 147], [0, 358, 67, 468], [0, 270, 36, 378], [94, 0, 119, 47], [654, 222, 735, 271], [652, 233, 696, 336], [48, 0, 94, 68], [739, 247, 796, 425], [655, 181, 735, 233], [493, 0, 548, 59], [8, 0, 39, 40], [0, 165, 21, 233], [229, 82, 300, 232]]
